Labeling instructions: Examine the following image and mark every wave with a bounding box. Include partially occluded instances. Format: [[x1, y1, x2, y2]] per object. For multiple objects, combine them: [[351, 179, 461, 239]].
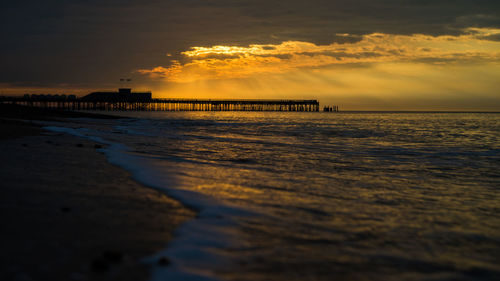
[[43, 125, 255, 281]]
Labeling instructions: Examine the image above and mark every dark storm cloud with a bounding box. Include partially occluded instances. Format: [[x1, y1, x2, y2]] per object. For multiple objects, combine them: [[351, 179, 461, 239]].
[[453, 14, 500, 30], [1, 0, 499, 89]]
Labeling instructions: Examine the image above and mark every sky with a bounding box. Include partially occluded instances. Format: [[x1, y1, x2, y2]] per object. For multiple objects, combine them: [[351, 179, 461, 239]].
[[1, 0, 500, 110]]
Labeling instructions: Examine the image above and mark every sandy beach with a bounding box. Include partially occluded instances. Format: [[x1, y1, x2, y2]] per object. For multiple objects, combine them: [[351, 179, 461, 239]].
[[0, 105, 195, 281]]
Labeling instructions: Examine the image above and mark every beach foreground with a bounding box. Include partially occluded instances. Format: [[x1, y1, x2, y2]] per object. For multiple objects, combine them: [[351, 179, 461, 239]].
[[0, 110, 195, 281]]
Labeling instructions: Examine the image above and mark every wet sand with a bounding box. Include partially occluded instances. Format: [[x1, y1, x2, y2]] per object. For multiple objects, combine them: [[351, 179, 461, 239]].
[[0, 106, 195, 281]]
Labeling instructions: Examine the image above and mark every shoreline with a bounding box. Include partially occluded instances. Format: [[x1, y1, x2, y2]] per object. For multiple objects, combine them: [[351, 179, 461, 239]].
[[0, 107, 196, 281]]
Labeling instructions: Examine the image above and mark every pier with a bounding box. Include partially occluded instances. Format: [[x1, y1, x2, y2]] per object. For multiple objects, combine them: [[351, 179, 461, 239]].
[[0, 94, 320, 112]]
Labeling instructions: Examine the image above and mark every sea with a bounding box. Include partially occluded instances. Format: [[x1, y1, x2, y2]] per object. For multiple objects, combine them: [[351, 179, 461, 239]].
[[45, 111, 500, 281]]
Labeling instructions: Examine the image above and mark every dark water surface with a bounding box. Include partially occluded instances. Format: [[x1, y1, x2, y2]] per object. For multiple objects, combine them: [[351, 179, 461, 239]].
[[70, 112, 500, 280]]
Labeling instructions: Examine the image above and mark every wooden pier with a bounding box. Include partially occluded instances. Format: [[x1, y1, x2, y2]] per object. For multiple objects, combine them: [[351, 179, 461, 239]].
[[0, 96, 320, 112]]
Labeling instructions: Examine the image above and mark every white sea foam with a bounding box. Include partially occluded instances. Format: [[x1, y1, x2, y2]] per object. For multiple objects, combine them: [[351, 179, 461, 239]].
[[43, 125, 250, 281]]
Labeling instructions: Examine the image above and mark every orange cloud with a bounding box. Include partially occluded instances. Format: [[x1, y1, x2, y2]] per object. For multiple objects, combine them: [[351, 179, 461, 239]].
[[138, 28, 500, 83]]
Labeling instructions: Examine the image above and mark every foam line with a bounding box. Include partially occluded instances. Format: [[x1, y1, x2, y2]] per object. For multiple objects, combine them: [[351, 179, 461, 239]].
[[44, 126, 249, 281]]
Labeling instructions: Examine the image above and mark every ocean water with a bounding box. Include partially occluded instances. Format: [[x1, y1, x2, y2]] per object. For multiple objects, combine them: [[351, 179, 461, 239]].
[[47, 112, 500, 281]]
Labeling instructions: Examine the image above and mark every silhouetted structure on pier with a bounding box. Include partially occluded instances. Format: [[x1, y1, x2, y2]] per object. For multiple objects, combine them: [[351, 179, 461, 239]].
[[0, 89, 320, 112], [324, 105, 339, 112], [82, 88, 152, 102]]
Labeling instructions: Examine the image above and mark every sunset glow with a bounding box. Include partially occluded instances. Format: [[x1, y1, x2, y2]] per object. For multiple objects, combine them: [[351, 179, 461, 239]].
[[133, 28, 500, 110], [2, 1, 500, 110], [139, 28, 500, 83]]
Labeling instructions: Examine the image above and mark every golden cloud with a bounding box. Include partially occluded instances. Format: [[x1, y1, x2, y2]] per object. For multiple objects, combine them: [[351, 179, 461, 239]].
[[138, 28, 500, 83]]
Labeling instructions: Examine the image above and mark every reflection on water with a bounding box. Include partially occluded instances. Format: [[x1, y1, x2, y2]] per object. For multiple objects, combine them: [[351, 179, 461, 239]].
[[91, 112, 500, 280]]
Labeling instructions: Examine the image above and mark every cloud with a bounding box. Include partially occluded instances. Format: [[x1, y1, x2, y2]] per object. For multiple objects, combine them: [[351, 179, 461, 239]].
[[138, 28, 500, 82], [452, 14, 500, 31], [2, 0, 500, 89]]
